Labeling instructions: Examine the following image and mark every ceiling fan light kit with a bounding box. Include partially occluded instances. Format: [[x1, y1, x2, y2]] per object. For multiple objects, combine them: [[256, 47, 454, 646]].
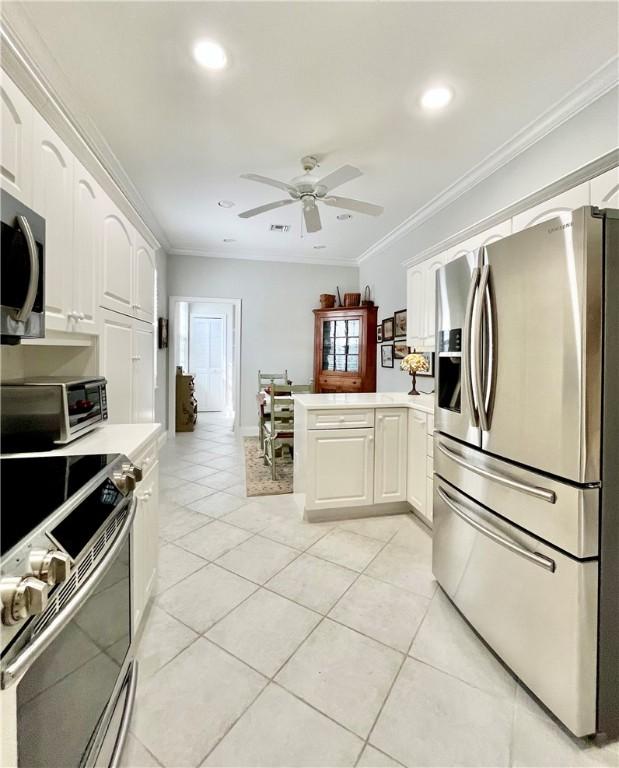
[[237, 157, 384, 233]]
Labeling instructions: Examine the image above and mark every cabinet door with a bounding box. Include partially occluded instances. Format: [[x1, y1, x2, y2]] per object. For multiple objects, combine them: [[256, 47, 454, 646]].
[[0, 72, 33, 204], [444, 220, 513, 264], [132, 318, 155, 423], [99, 308, 133, 423], [144, 461, 159, 602], [33, 115, 73, 330], [306, 428, 374, 511], [101, 202, 134, 316], [406, 409, 427, 514], [511, 182, 589, 232], [422, 254, 445, 350], [72, 161, 100, 333], [134, 236, 155, 323], [131, 492, 146, 632], [590, 167, 619, 208], [374, 408, 407, 503], [425, 475, 434, 525], [406, 265, 425, 349]]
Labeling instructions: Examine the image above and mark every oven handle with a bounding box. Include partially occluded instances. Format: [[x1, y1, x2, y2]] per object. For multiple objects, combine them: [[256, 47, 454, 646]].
[[11, 214, 40, 323], [108, 660, 139, 768], [0, 498, 137, 689], [436, 486, 556, 572]]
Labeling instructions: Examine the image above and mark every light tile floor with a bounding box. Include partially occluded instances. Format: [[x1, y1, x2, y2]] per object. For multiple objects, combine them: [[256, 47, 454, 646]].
[[122, 415, 619, 768]]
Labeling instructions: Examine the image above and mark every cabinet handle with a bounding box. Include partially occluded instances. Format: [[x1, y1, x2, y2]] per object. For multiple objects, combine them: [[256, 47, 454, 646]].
[[131, 355, 141, 361]]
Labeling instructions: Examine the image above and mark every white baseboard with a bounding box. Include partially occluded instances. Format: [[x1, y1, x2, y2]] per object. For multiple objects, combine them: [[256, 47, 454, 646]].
[[240, 426, 259, 437]]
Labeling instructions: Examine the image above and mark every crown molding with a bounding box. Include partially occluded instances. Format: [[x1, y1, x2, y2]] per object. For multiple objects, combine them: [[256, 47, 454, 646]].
[[168, 247, 359, 269], [357, 55, 619, 266], [400, 149, 618, 269], [0, 8, 168, 251]]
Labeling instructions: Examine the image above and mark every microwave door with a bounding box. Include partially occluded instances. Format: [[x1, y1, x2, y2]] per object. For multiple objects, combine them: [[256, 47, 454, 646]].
[[478, 208, 603, 484], [434, 251, 482, 448]]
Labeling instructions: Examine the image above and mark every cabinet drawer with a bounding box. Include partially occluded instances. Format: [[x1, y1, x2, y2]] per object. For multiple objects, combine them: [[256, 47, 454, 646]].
[[318, 376, 362, 392], [427, 433, 434, 458], [307, 409, 374, 430], [433, 479, 597, 737]]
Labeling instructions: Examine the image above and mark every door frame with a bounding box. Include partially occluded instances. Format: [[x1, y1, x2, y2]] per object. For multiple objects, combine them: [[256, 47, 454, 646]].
[[168, 295, 242, 437]]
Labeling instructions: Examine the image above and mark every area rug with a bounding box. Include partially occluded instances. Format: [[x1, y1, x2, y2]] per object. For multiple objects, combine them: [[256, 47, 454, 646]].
[[243, 437, 293, 496]]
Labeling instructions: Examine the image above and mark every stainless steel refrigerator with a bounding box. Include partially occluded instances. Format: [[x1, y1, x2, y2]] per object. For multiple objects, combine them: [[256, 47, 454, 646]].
[[432, 206, 619, 738]]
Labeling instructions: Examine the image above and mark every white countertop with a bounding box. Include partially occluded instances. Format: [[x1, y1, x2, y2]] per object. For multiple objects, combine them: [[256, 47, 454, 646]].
[[2, 423, 163, 461], [294, 392, 435, 415]]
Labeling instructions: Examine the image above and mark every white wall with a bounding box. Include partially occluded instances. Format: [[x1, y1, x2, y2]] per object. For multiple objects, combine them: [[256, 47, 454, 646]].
[[168, 256, 359, 431], [360, 88, 619, 393]]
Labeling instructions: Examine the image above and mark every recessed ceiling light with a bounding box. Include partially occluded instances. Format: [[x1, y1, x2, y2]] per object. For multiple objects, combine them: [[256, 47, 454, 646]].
[[193, 40, 228, 70], [223, 238, 236, 243], [218, 200, 235, 208], [420, 86, 453, 110], [313, 245, 326, 250], [337, 213, 352, 221]]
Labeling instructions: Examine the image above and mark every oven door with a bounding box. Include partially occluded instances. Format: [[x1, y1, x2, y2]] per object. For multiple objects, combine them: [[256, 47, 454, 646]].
[[1, 189, 45, 343], [6, 502, 136, 767], [64, 382, 107, 442]]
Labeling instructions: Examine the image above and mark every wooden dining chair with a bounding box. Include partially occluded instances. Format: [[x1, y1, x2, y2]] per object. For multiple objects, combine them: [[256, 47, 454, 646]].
[[258, 370, 289, 451], [263, 384, 312, 480]]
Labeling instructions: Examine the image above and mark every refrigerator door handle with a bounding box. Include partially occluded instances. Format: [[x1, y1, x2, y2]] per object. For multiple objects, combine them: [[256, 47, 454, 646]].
[[436, 441, 556, 503], [436, 486, 556, 572], [473, 264, 491, 431], [463, 266, 481, 427], [482, 264, 497, 430]]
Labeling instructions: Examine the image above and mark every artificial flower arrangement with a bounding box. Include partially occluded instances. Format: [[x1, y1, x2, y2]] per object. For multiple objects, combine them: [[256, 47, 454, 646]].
[[400, 351, 429, 395]]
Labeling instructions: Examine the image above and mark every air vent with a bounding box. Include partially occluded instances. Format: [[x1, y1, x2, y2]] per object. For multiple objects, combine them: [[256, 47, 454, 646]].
[[270, 224, 290, 233]]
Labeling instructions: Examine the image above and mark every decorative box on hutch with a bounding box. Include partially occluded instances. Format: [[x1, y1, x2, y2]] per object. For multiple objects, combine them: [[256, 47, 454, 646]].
[[313, 305, 378, 393]]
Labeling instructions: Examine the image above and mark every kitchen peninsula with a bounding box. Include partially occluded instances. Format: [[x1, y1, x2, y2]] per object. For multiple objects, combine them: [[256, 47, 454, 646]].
[[294, 392, 434, 524]]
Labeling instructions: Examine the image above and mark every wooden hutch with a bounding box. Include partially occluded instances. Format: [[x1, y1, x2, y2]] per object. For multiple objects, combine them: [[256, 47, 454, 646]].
[[313, 305, 378, 393]]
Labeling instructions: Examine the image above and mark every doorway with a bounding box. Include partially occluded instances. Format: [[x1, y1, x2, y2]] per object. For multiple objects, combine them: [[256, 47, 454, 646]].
[[169, 296, 241, 436]]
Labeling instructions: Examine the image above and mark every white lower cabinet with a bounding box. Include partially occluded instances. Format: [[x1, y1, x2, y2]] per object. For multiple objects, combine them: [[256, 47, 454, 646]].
[[99, 308, 154, 424], [306, 428, 374, 511], [375, 408, 407, 503], [132, 454, 159, 633], [406, 409, 427, 514]]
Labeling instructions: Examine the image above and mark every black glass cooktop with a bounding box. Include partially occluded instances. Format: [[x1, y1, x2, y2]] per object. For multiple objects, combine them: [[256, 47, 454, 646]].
[[0, 453, 120, 558]]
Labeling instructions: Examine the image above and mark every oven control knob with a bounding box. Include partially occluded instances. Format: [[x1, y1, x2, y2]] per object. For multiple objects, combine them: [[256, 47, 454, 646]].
[[0, 577, 48, 625], [29, 549, 72, 586], [113, 470, 137, 494], [122, 463, 143, 483]]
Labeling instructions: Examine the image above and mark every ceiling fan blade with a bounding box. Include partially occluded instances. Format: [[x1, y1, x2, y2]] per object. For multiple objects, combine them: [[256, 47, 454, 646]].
[[238, 199, 295, 218], [323, 195, 384, 216], [240, 173, 297, 195], [316, 165, 362, 192], [303, 199, 322, 233]]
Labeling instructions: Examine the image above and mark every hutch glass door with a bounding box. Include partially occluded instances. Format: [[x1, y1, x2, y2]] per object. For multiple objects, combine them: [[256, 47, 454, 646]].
[[322, 317, 360, 372]]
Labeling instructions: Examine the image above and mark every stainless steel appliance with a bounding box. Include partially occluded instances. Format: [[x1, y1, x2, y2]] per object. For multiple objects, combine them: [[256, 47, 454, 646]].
[[1, 377, 108, 451], [433, 206, 619, 738], [0, 453, 143, 767], [1, 189, 45, 345]]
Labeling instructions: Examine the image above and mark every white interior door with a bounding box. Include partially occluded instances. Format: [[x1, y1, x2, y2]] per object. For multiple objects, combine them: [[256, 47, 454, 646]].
[[189, 315, 226, 411]]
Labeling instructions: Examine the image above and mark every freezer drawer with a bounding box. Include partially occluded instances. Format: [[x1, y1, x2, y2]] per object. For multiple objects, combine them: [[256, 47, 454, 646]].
[[434, 433, 599, 558], [433, 478, 598, 737]]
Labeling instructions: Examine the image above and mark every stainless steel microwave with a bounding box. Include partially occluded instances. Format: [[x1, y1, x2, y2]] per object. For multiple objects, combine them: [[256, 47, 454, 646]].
[[1, 377, 108, 451], [1, 189, 45, 345]]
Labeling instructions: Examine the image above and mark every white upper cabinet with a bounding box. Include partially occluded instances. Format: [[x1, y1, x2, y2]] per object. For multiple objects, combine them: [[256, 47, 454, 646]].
[[33, 114, 73, 330], [134, 235, 155, 323], [132, 318, 155, 423], [422, 254, 446, 350], [99, 308, 133, 423], [406, 265, 425, 350], [444, 220, 513, 263], [1, 73, 33, 205], [72, 161, 101, 334], [101, 202, 134, 317], [511, 182, 590, 232], [374, 408, 407, 504], [590, 167, 619, 208]]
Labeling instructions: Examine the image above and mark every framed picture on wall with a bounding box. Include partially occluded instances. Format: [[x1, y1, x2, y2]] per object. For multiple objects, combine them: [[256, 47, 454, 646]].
[[394, 309, 407, 338], [376, 325, 383, 343], [394, 341, 409, 359], [158, 317, 169, 349], [417, 352, 435, 377], [382, 317, 394, 341], [381, 344, 394, 368]]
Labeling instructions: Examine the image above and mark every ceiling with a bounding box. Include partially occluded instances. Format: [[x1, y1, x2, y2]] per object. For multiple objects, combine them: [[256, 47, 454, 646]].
[[8, 1, 619, 264]]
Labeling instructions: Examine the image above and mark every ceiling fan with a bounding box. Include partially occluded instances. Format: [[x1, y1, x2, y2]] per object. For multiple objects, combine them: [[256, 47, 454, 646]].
[[237, 155, 383, 233]]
